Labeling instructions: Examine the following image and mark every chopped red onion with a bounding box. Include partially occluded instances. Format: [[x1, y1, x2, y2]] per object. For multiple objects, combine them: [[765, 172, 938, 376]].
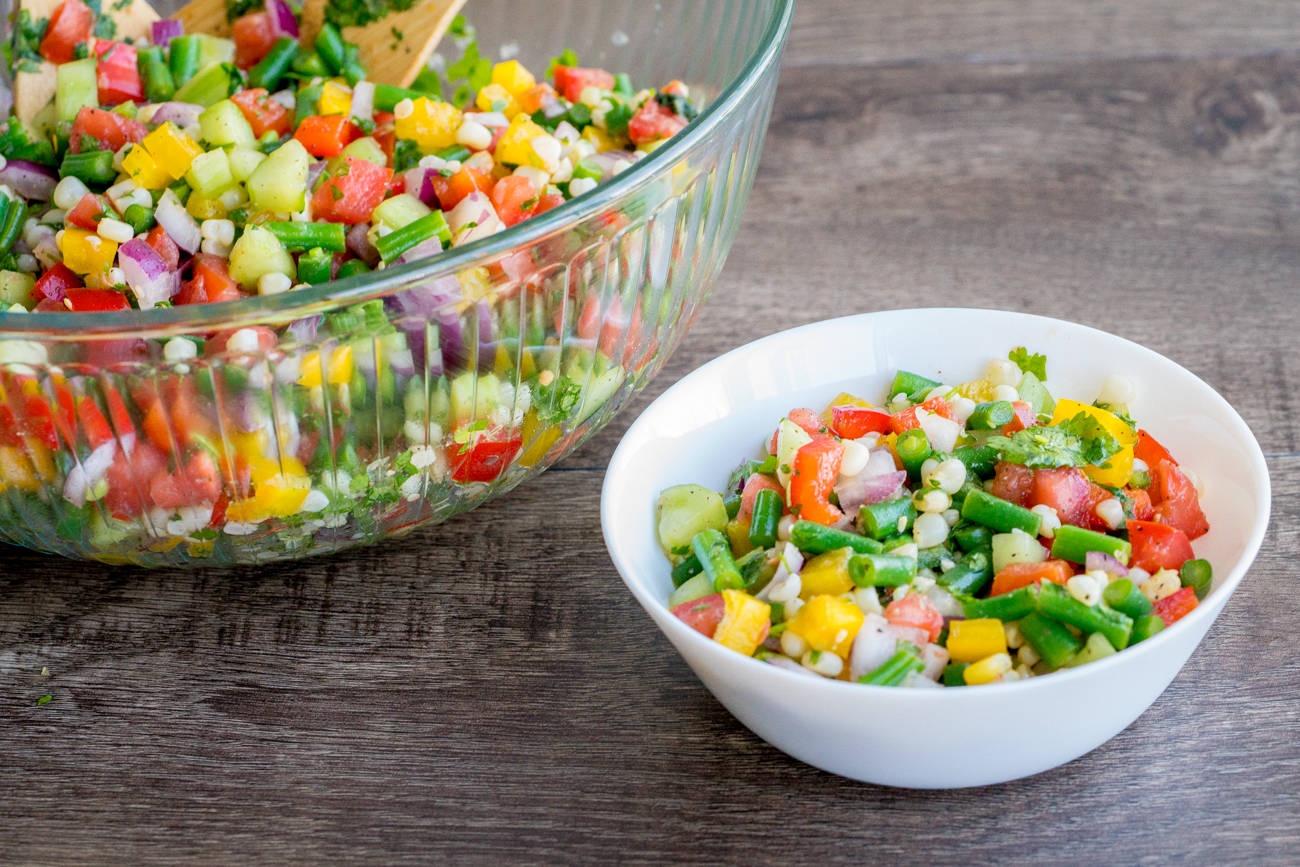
[[540, 92, 567, 119], [151, 19, 184, 47], [395, 236, 445, 265], [0, 159, 57, 201], [1086, 550, 1129, 576], [286, 314, 321, 344], [587, 150, 637, 181], [306, 160, 327, 193], [835, 470, 906, 510], [383, 274, 463, 373], [446, 191, 503, 246], [118, 238, 178, 307], [350, 80, 375, 122], [765, 656, 815, 675], [346, 223, 381, 267], [149, 102, 204, 129], [155, 192, 201, 252], [265, 0, 299, 38], [404, 167, 438, 206]]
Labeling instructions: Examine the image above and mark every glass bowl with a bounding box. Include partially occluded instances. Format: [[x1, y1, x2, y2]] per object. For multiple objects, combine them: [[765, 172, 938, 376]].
[[0, 0, 793, 565]]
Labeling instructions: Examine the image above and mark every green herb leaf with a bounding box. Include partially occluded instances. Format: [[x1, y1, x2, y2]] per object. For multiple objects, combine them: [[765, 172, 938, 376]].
[[987, 411, 1122, 470], [36, 694, 52, 706], [546, 48, 579, 80], [1008, 347, 1047, 381]]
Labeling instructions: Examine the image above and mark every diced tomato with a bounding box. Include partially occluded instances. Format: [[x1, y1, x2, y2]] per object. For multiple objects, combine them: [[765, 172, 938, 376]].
[[490, 175, 539, 227], [104, 440, 168, 518], [788, 436, 843, 526], [890, 396, 956, 435], [65, 193, 108, 231], [990, 461, 1034, 507], [145, 226, 179, 270], [1135, 429, 1177, 468], [294, 114, 360, 158], [206, 325, 277, 355], [1003, 400, 1037, 433], [990, 559, 1074, 597], [738, 473, 783, 522], [64, 288, 130, 312], [787, 407, 830, 437], [385, 173, 405, 196], [517, 82, 556, 115], [81, 338, 147, 365], [448, 426, 523, 483], [829, 405, 893, 439], [311, 156, 393, 223], [96, 42, 143, 105], [1148, 459, 1209, 540], [1153, 586, 1198, 627], [231, 88, 292, 138], [31, 262, 82, 303], [141, 401, 172, 451], [1029, 466, 1110, 531], [1126, 487, 1154, 521], [533, 193, 564, 215], [672, 593, 725, 638], [627, 98, 688, 145], [232, 12, 277, 69], [69, 106, 147, 154], [1127, 519, 1195, 574], [39, 0, 94, 65], [104, 386, 133, 434], [149, 450, 223, 509], [75, 396, 113, 447], [552, 65, 615, 102], [176, 255, 242, 306], [884, 593, 944, 643]]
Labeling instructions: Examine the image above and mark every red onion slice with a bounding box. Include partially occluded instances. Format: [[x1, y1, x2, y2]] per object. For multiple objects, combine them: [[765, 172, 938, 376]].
[[151, 19, 184, 47], [155, 191, 201, 252], [1085, 550, 1129, 576], [0, 159, 58, 201], [118, 237, 178, 307], [835, 470, 906, 511], [265, 0, 299, 38], [346, 222, 381, 267]]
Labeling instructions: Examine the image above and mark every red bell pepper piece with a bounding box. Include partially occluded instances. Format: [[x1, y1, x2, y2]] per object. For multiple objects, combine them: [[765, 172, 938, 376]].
[[1127, 519, 1195, 574], [890, 396, 956, 435], [96, 42, 144, 105], [789, 436, 844, 526], [294, 115, 360, 158], [39, 0, 94, 64], [449, 427, 523, 483], [829, 405, 893, 439], [1154, 586, 1198, 627], [75, 396, 114, 448], [31, 263, 83, 303], [1134, 429, 1177, 468], [1003, 400, 1037, 433], [64, 288, 130, 312]]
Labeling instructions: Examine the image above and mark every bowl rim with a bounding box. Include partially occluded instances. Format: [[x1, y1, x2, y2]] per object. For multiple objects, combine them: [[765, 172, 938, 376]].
[[601, 306, 1273, 700], [0, 0, 797, 339]]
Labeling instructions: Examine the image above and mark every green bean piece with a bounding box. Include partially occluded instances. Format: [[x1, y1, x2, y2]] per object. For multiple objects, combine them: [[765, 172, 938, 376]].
[[937, 550, 992, 596], [1128, 469, 1151, 489], [373, 83, 425, 112], [262, 220, 347, 252], [336, 260, 371, 279], [916, 544, 949, 571], [1180, 558, 1213, 601], [952, 444, 1000, 480], [168, 34, 202, 86], [1101, 577, 1153, 619], [1018, 611, 1084, 670], [1130, 614, 1165, 644], [374, 211, 451, 263], [435, 144, 473, 163], [138, 46, 176, 103], [888, 370, 941, 402], [962, 584, 1040, 621], [249, 37, 300, 90], [849, 552, 917, 587], [748, 489, 782, 549], [942, 662, 969, 687], [0, 198, 27, 253], [692, 528, 743, 592], [1061, 631, 1118, 668], [1050, 524, 1132, 566], [738, 548, 776, 593], [960, 488, 1041, 535], [296, 247, 333, 285], [859, 497, 917, 540], [1036, 582, 1133, 650], [790, 520, 883, 555], [896, 428, 931, 480], [315, 22, 347, 73], [670, 554, 703, 588], [950, 522, 994, 553], [292, 50, 329, 78], [858, 643, 924, 686], [59, 150, 116, 185], [723, 493, 742, 520], [295, 82, 324, 128], [121, 203, 155, 235], [613, 72, 634, 95], [966, 400, 1016, 430]]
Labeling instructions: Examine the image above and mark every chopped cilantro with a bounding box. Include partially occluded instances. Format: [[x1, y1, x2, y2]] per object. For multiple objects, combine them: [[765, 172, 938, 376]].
[[323, 0, 417, 29], [519, 195, 538, 212], [93, 14, 117, 40], [987, 411, 1122, 470], [530, 373, 583, 425], [655, 91, 699, 121], [36, 694, 52, 706], [546, 48, 579, 80], [1008, 347, 1047, 381]]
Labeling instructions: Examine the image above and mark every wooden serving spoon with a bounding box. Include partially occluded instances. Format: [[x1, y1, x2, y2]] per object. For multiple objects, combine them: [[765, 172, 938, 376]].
[[172, 0, 467, 87]]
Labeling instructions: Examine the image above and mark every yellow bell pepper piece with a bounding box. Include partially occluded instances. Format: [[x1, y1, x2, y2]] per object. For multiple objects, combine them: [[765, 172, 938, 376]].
[[475, 83, 519, 119], [712, 589, 771, 656], [788, 595, 864, 658], [142, 122, 205, 180], [581, 124, 621, 153], [491, 60, 536, 98], [1051, 398, 1139, 487], [956, 379, 996, 402], [297, 345, 354, 388], [186, 195, 226, 220], [725, 517, 754, 558], [122, 143, 173, 189], [946, 618, 1008, 663], [963, 652, 1014, 685], [0, 445, 40, 492], [798, 547, 855, 599], [518, 409, 561, 468], [318, 80, 353, 116], [59, 228, 118, 276], [395, 97, 462, 153], [494, 113, 548, 166]]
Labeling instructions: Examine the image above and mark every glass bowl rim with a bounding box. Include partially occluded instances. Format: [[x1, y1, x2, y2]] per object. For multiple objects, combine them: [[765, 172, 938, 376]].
[[0, 0, 795, 339]]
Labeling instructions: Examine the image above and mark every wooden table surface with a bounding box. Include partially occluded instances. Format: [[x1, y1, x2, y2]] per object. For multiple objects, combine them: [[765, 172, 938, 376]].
[[4, 2, 1300, 863]]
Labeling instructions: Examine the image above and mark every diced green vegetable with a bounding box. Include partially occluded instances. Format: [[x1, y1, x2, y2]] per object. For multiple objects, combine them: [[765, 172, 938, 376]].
[[199, 99, 257, 147], [1050, 524, 1131, 567], [228, 225, 296, 289], [246, 138, 309, 212], [656, 484, 728, 558], [56, 59, 98, 123]]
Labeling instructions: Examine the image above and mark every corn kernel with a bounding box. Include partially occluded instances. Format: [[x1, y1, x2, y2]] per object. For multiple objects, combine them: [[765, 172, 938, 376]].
[[475, 83, 520, 119], [395, 98, 463, 153], [787, 595, 864, 658], [59, 227, 118, 276], [947, 618, 1008, 663], [713, 589, 771, 656], [491, 60, 536, 98], [964, 652, 1013, 685], [798, 547, 855, 599], [122, 144, 172, 189], [317, 80, 353, 116], [581, 124, 622, 153], [142, 122, 205, 180], [1143, 568, 1181, 603]]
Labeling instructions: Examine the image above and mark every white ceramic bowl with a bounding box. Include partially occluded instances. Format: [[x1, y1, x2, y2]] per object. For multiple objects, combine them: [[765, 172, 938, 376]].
[[601, 308, 1271, 788]]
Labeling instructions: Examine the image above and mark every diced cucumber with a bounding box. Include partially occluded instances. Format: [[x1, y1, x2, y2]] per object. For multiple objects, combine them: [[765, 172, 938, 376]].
[[0, 271, 35, 308], [56, 59, 98, 124], [370, 192, 431, 231], [184, 148, 234, 198], [574, 365, 625, 425], [776, 418, 813, 491], [174, 62, 239, 107], [667, 572, 715, 609], [991, 529, 1049, 573], [657, 484, 729, 559], [227, 144, 266, 183], [334, 136, 387, 168], [194, 35, 236, 69], [199, 99, 256, 147], [1061, 631, 1117, 668], [246, 138, 309, 212], [449, 371, 500, 423], [228, 224, 295, 288]]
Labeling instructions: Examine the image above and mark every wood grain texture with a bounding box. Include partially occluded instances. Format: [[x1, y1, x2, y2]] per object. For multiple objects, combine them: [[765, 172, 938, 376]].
[[4, 7, 1300, 865]]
